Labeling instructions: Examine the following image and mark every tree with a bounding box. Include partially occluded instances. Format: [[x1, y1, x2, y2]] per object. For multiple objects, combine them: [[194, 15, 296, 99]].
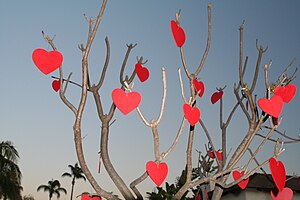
[[62, 163, 86, 200], [0, 141, 22, 200], [36, 1, 299, 199], [37, 179, 67, 200]]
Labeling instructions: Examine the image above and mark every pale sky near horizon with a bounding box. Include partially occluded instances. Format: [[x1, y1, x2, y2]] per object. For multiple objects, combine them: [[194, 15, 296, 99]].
[[1, 1, 300, 199]]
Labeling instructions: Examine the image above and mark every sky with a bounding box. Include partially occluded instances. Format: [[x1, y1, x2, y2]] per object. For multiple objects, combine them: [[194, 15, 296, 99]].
[[1, 1, 300, 199]]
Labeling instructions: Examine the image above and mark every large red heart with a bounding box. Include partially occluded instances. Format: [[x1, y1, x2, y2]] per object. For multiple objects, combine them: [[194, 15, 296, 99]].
[[211, 91, 223, 104], [271, 187, 293, 200], [183, 104, 200, 126], [232, 170, 249, 190], [193, 79, 205, 97], [32, 48, 63, 75], [146, 161, 168, 186], [135, 63, 149, 82], [258, 95, 283, 118], [52, 80, 60, 92], [170, 20, 186, 47], [274, 84, 297, 103], [112, 88, 141, 115], [269, 158, 286, 191]]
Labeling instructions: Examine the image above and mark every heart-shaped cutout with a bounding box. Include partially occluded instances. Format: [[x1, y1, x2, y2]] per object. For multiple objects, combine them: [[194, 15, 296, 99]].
[[193, 79, 205, 97], [146, 161, 168, 186], [170, 20, 186, 47], [232, 170, 249, 190], [211, 91, 223, 104], [216, 151, 223, 161], [112, 88, 141, 115], [271, 187, 293, 200], [91, 196, 101, 200], [274, 84, 297, 103], [258, 95, 283, 118], [135, 63, 149, 82], [207, 150, 215, 159], [269, 158, 286, 191], [81, 194, 90, 200], [52, 80, 60, 92], [32, 48, 63, 75], [183, 104, 200, 126]]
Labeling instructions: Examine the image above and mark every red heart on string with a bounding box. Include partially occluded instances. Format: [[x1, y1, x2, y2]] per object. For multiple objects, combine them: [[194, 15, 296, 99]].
[[183, 104, 200, 126], [232, 170, 249, 190], [81, 194, 90, 200], [146, 161, 168, 186], [271, 187, 293, 200], [135, 63, 149, 82], [91, 196, 101, 200], [211, 91, 223, 104], [170, 20, 186, 47], [216, 151, 223, 161], [52, 80, 60, 92], [258, 95, 283, 118], [207, 150, 215, 159], [112, 88, 141, 115], [32, 48, 63, 75], [269, 158, 286, 191], [193, 79, 205, 97], [274, 84, 297, 103]]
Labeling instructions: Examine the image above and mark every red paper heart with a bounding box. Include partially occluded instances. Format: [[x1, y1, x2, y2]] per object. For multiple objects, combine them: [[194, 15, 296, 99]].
[[211, 91, 223, 104], [146, 161, 168, 186], [183, 104, 200, 126], [135, 63, 149, 82], [216, 151, 223, 161], [258, 95, 283, 118], [52, 80, 60, 92], [269, 158, 286, 191], [193, 79, 205, 97], [32, 48, 63, 75], [274, 84, 297, 103], [196, 194, 201, 200], [232, 171, 249, 190], [112, 88, 141, 115], [170, 20, 186, 47], [271, 187, 293, 200], [91, 196, 101, 200], [81, 194, 90, 200], [207, 150, 215, 159]]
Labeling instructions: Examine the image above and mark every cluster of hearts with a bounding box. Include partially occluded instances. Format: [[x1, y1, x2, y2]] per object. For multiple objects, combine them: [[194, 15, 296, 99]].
[[32, 19, 296, 200]]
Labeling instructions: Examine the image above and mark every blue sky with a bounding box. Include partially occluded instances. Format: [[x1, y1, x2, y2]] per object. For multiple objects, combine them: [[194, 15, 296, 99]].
[[0, 1, 300, 199]]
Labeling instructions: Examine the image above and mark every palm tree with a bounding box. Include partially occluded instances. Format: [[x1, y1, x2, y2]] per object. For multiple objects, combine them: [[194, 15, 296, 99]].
[[0, 141, 22, 200], [62, 163, 86, 200], [37, 179, 67, 200]]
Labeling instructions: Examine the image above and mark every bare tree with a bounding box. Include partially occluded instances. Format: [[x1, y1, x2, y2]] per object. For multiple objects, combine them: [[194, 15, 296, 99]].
[[38, 1, 299, 199]]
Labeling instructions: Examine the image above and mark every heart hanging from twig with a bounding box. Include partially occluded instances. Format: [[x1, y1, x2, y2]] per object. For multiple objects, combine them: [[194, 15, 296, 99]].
[[183, 104, 200, 126], [146, 161, 168, 186], [135, 63, 149, 82], [211, 91, 223, 104], [112, 88, 141, 115], [32, 48, 63, 75], [269, 157, 286, 192], [193, 79, 205, 97], [232, 170, 249, 190], [81, 194, 101, 200], [274, 84, 297, 103], [270, 187, 293, 200], [52, 80, 60, 92], [170, 20, 186, 47], [258, 95, 284, 118]]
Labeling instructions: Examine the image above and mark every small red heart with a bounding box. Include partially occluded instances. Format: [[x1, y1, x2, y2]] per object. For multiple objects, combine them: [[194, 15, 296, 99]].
[[216, 151, 223, 161], [258, 95, 283, 118], [91, 196, 101, 200], [183, 104, 200, 126], [112, 88, 141, 115], [232, 170, 249, 190], [196, 194, 201, 200], [211, 91, 223, 104], [81, 194, 90, 200], [32, 48, 63, 75], [52, 80, 60, 92], [269, 158, 286, 191], [170, 20, 186, 47], [274, 84, 297, 103], [135, 63, 149, 82], [207, 150, 215, 159], [193, 79, 205, 97], [146, 161, 168, 186], [271, 187, 293, 200]]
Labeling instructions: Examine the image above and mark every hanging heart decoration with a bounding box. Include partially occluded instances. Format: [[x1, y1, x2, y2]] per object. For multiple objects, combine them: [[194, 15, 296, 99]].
[[32, 48, 63, 75], [183, 104, 200, 126], [170, 20, 186, 47], [146, 161, 168, 186], [216, 151, 223, 161], [258, 95, 283, 118], [211, 91, 224, 104], [232, 170, 249, 190], [193, 79, 205, 97], [270, 187, 293, 200], [274, 84, 297, 103], [112, 88, 141, 115], [52, 80, 60, 92], [81, 194, 101, 200], [207, 150, 215, 159], [91, 196, 101, 200], [269, 157, 286, 192], [135, 63, 149, 82]]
